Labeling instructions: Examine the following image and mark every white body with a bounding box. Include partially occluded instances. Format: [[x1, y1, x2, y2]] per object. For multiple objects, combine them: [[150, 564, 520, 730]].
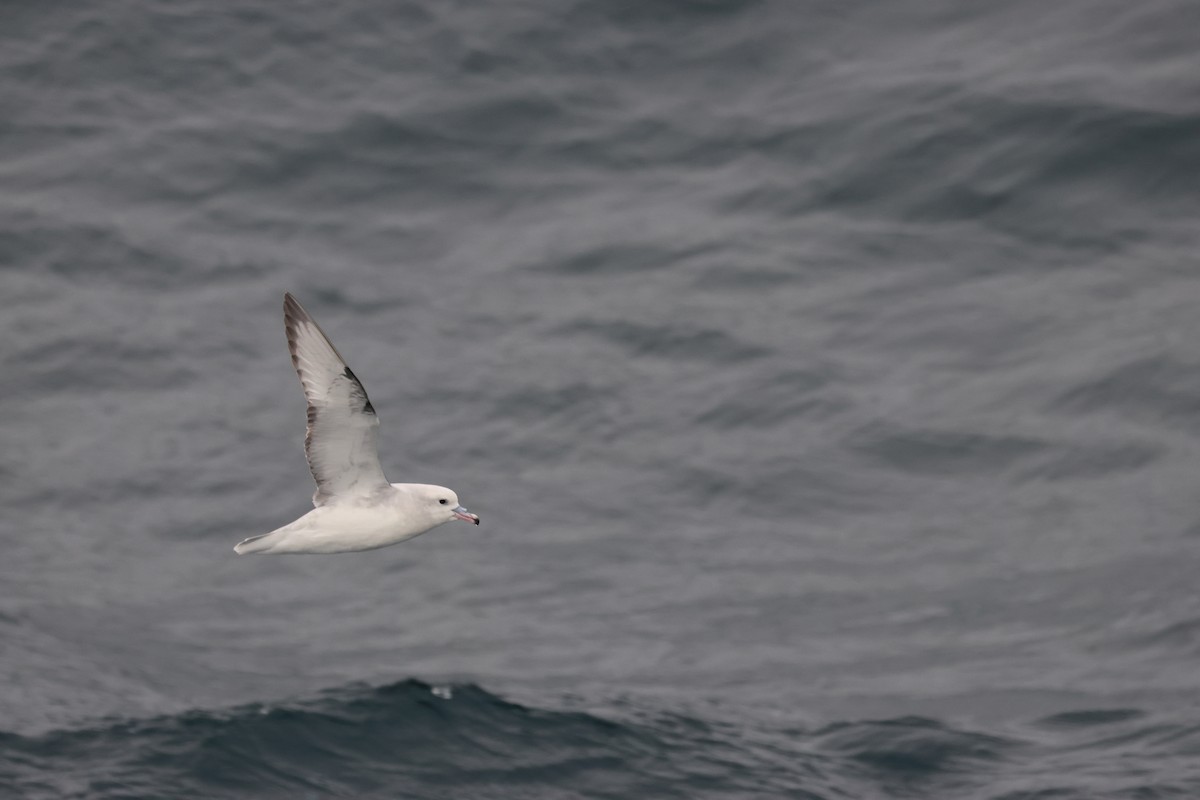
[[235, 483, 454, 555]]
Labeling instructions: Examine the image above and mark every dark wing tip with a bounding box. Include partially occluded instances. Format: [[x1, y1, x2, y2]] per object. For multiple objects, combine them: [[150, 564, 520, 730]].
[[282, 293, 316, 357], [280, 292, 352, 373], [283, 294, 303, 360], [283, 292, 309, 325]]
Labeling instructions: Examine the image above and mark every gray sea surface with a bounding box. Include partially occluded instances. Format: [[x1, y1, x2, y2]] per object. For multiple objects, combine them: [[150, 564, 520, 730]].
[[3, 1, 1200, 797]]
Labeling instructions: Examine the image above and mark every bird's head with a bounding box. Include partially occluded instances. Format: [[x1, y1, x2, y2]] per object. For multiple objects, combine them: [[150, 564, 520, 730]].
[[410, 484, 480, 526]]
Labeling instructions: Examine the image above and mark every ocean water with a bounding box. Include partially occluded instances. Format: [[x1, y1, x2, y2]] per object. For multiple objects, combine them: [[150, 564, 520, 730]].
[[3, 0, 1200, 797]]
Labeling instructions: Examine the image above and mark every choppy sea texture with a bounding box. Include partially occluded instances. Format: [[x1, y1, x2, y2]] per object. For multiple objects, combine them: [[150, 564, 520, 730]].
[[7, 681, 1200, 796], [6, 680, 1200, 800], [3, 0, 1200, 797]]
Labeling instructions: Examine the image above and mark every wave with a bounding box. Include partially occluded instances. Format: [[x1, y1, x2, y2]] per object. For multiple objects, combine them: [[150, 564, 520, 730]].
[[0, 679, 833, 799], [12, 679, 1197, 800]]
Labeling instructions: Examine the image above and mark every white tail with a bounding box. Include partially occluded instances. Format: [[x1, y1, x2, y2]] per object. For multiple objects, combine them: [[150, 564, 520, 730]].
[[233, 532, 276, 555]]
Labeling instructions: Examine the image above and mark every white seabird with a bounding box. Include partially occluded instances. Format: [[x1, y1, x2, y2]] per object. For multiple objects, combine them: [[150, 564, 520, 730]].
[[234, 293, 479, 555]]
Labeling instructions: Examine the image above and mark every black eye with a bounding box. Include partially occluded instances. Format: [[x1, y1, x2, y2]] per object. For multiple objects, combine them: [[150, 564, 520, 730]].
[[439, 499, 448, 505]]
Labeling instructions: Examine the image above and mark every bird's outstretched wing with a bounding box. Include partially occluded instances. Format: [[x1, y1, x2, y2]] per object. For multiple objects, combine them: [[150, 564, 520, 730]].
[[283, 292, 390, 505]]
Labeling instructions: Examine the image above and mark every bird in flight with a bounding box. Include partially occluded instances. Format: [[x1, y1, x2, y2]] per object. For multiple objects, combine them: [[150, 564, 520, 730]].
[[235, 293, 479, 555]]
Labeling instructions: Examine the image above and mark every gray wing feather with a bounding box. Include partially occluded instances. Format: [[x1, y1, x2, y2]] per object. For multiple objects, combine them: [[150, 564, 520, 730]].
[[283, 293, 389, 505]]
